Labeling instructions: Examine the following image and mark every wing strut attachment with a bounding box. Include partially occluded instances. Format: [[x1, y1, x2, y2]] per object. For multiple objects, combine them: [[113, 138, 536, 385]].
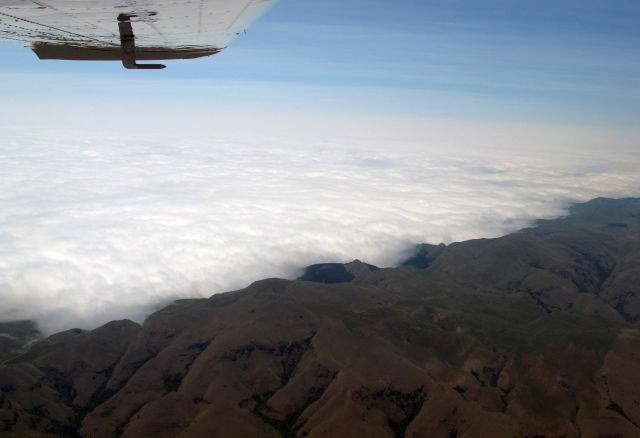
[[117, 14, 166, 70]]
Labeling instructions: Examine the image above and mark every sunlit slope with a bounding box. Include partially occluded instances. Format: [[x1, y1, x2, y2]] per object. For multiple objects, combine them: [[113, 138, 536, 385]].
[[1, 198, 639, 437], [423, 197, 640, 321]]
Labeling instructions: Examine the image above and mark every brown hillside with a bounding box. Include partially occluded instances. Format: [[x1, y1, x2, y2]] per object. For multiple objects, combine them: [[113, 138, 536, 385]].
[[1, 197, 639, 437]]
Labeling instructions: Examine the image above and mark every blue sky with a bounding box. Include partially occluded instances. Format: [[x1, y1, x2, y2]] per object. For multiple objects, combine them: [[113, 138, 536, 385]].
[[1, 0, 639, 127]]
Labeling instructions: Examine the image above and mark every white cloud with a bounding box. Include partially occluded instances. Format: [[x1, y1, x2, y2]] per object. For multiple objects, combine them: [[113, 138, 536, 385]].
[[0, 124, 639, 334]]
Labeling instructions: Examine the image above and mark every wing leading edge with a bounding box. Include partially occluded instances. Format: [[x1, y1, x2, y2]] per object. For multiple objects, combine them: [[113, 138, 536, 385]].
[[0, 0, 277, 69]]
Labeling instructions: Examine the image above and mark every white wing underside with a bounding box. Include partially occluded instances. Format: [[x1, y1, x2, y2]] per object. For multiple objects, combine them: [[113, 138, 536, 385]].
[[0, 0, 275, 61]]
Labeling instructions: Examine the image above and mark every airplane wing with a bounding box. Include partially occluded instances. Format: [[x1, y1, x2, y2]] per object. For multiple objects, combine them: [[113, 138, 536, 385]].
[[0, 0, 277, 69]]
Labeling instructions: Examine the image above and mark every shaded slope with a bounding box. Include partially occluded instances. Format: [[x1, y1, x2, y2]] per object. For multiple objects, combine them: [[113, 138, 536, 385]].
[[298, 260, 380, 284], [0, 321, 41, 362]]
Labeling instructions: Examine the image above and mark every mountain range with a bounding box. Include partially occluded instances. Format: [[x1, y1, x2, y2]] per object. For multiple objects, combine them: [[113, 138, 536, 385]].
[[1, 197, 639, 437]]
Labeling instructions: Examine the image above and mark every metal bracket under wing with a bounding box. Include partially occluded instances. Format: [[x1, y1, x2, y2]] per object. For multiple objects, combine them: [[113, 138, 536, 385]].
[[117, 14, 165, 70]]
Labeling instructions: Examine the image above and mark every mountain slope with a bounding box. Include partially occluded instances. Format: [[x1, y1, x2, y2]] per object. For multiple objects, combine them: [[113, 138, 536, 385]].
[[1, 197, 639, 437]]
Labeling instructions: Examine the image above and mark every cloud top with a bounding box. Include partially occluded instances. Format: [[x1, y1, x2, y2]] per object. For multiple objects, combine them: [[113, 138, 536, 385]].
[[1, 130, 638, 333]]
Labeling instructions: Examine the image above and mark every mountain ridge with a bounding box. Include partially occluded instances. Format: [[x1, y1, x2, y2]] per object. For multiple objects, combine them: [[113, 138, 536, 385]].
[[1, 197, 640, 437]]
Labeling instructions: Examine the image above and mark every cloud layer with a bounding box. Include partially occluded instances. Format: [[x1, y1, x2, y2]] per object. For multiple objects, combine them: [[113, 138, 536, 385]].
[[1, 129, 638, 333]]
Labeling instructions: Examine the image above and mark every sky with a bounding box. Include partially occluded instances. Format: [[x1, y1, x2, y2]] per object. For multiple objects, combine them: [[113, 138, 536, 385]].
[[0, 0, 639, 333]]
